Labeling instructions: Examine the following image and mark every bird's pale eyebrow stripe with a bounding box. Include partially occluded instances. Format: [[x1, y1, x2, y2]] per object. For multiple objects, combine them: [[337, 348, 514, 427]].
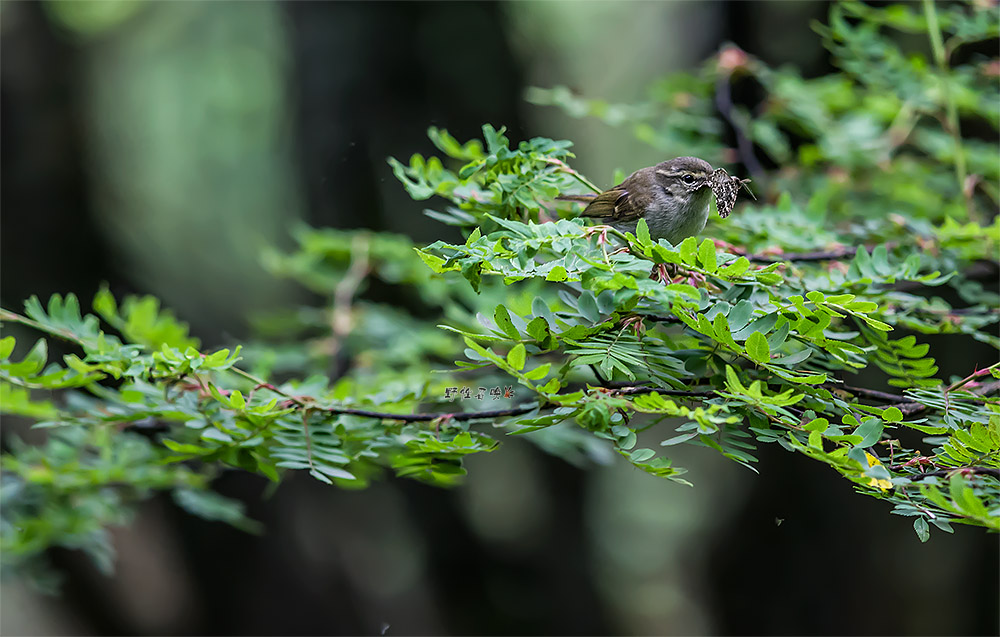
[[657, 169, 709, 178]]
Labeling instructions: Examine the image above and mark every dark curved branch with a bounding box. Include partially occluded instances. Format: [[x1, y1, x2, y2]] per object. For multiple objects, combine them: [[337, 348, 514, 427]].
[[604, 384, 716, 397], [744, 246, 865, 263], [590, 364, 610, 387], [715, 67, 765, 179], [824, 383, 913, 403], [641, 314, 684, 324], [315, 404, 539, 423], [721, 242, 891, 263]]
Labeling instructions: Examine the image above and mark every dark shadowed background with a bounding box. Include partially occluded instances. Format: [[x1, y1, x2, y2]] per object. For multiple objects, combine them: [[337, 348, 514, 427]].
[[2, 1, 997, 635]]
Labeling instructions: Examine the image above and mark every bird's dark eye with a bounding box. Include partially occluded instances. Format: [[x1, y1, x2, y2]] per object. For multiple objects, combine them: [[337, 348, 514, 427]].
[[682, 174, 695, 184]]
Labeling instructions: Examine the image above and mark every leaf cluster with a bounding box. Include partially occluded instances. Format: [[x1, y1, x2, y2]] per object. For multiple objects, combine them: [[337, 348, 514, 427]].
[[2, 0, 998, 589]]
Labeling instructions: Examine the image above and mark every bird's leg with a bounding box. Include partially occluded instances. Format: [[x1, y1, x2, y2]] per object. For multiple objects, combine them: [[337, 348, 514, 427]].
[[651, 262, 707, 288], [651, 263, 677, 284], [582, 225, 613, 243]]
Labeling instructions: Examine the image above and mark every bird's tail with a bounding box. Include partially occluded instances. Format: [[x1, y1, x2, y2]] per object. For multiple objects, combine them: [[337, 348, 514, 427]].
[[555, 194, 598, 203]]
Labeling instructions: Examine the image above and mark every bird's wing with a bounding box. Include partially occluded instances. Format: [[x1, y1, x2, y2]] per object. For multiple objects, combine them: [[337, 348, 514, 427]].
[[580, 186, 642, 223]]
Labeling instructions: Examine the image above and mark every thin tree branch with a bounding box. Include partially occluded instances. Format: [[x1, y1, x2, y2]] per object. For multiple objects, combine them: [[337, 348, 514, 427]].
[[314, 404, 539, 423], [742, 245, 865, 263], [946, 361, 1000, 393], [330, 236, 370, 352], [641, 314, 684, 325], [230, 368, 301, 402], [541, 157, 602, 194], [824, 383, 914, 403], [922, 0, 969, 210], [898, 401, 933, 417], [327, 235, 370, 380], [301, 408, 318, 473], [604, 384, 716, 397], [889, 466, 1000, 480], [230, 367, 543, 423], [715, 67, 765, 180], [894, 379, 1000, 417], [0, 309, 82, 344]]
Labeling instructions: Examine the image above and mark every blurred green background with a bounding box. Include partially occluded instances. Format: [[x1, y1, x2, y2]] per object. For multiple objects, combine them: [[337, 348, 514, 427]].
[[1, 1, 996, 634]]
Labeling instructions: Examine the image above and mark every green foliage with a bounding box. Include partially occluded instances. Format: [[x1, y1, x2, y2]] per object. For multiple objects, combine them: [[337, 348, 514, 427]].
[[389, 124, 598, 228], [2, 0, 998, 590], [1, 425, 211, 591]]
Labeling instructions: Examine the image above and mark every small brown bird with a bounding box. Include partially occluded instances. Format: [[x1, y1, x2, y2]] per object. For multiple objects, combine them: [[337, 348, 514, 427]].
[[559, 157, 748, 244]]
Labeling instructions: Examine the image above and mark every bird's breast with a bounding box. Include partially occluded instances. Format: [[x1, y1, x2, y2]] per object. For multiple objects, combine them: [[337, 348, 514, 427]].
[[641, 189, 711, 245]]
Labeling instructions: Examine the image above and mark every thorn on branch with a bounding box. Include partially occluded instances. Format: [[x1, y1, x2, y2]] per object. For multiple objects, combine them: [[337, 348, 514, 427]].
[[946, 361, 1000, 393]]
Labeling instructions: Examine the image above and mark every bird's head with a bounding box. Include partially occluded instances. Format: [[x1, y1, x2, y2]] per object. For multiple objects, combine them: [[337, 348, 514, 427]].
[[653, 156, 714, 194]]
